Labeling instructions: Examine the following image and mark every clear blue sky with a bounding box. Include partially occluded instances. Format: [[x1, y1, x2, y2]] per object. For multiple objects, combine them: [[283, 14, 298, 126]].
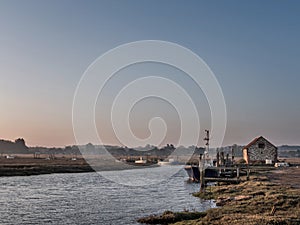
[[0, 0, 299, 147]]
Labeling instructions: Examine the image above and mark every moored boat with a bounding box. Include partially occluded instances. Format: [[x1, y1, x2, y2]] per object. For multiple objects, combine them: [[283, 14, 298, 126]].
[[135, 157, 147, 164], [185, 165, 219, 182], [185, 130, 220, 182], [157, 158, 182, 166]]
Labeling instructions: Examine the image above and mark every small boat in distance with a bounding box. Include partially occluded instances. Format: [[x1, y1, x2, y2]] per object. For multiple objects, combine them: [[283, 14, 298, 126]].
[[135, 157, 147, 164], [5, 155, 15, 159], [157, 158, 182, 166]]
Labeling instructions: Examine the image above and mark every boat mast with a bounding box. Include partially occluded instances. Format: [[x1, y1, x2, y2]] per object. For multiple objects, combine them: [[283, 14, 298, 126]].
[[204, 129, 210, 156], [200, 130, 210, 190]]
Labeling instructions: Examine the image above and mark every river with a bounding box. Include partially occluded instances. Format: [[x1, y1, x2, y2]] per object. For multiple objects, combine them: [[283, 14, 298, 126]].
[[0, 166, 214, 224]]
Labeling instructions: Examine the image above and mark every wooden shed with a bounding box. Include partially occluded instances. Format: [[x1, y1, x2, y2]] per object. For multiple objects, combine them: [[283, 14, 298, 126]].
[[243, 136, 278, 164]]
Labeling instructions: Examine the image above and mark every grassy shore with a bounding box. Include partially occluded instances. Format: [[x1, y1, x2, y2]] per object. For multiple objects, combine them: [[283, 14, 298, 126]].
[[0, 157, 94, 176], [0, 155, 159, 176], [138, 166, 300, 225]]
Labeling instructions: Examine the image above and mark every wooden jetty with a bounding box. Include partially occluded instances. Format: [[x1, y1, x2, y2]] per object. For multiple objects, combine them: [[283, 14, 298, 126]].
[[185, 130, 251, 187], [202, 166, 250, 184]]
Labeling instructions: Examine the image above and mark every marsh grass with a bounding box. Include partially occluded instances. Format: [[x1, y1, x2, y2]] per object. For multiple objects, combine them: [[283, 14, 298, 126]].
[[138, 173, 300, 225]]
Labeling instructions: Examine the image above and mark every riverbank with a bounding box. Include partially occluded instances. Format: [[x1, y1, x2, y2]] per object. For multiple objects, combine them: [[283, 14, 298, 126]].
[[0, 157, 94, 176], [0, 156, 161, 176], [138, 166, 300, 225]]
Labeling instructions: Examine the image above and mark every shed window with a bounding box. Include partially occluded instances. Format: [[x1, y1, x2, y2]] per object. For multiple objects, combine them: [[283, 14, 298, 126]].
[[258, 143, 265, 149]]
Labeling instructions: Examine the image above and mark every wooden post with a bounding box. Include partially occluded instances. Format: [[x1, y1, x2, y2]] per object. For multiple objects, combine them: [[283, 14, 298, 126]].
[[247, 167, 250, 181], [220, 152, 225, 166], [226, 153, 229, 165], [270, 206, 276, 216], [199, 154, 205, 191], [200, 170, 205, 190]]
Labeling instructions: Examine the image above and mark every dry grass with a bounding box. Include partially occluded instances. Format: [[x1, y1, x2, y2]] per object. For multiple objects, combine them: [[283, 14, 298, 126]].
[[139, 167, 300, 225]]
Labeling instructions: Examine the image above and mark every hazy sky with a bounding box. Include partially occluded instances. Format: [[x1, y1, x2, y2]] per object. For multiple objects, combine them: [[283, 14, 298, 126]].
[[0, 0, 299, 147]]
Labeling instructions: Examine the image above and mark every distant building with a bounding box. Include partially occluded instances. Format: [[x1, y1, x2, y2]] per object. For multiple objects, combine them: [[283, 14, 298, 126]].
[[243, 136, 278, 164]]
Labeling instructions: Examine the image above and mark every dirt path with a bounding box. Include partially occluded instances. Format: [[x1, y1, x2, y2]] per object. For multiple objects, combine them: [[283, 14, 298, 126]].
[[266, 167, 300, 189]]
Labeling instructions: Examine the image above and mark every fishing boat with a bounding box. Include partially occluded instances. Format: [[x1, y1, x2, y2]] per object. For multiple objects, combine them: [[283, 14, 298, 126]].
[[184, 164, 219, 182], [184, 164, 200, 181], [185, 130, 219, 181]]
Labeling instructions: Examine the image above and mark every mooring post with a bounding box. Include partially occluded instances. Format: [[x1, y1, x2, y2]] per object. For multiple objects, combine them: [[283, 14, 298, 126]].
[[246, 166, 250, 181], [199, 153, 205, 191], [200, 169, 205, 190]]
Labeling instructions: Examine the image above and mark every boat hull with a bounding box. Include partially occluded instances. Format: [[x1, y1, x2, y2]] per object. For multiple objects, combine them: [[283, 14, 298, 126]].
[[184, 165, 219, 182]]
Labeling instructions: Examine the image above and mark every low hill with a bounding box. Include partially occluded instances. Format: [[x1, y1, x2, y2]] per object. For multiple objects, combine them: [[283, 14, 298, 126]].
[[0, 138, 29, 154]]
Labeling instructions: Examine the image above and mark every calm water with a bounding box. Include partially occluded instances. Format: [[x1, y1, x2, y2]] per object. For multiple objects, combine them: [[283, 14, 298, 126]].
[[0, 166, 214, 224]]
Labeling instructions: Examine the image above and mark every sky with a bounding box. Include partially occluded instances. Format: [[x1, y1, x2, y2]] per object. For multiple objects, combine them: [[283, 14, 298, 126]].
[[0, 0, 299, 147]]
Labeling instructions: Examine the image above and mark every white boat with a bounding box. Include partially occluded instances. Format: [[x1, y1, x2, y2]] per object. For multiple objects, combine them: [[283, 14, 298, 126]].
[[157, 161, 172, 166], [157, 158, 180, 166], [274, 162, 289, 167], [135, 157, 147, 164]]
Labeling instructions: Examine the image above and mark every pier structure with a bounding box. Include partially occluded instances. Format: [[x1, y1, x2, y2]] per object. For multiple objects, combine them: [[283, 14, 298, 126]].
[[199, 130, 250, 187]]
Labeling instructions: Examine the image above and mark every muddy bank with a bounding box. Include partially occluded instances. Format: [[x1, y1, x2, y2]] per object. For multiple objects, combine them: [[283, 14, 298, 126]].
[[0, 157, 160, 176], [138, 167, 300, 225], [266, 167, 300, 189], [137, 211, 207, 225], [0, 158, 94, 176], [0, 165, 94, 176]]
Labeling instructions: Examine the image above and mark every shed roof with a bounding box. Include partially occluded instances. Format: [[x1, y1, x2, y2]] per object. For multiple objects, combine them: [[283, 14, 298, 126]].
[[243, 136, 277, 149]]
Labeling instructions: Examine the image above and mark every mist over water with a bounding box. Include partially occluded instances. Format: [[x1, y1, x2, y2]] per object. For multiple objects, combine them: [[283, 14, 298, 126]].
[[0, 167, 214, 225]]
